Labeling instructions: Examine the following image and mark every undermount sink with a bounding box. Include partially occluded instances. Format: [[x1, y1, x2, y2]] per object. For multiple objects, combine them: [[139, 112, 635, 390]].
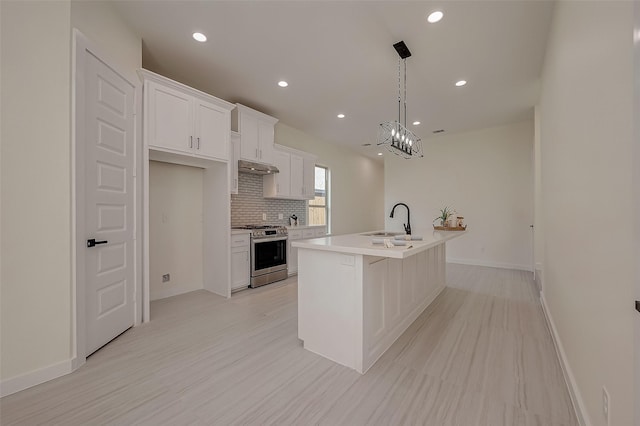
[[361, 231, 405, 237]]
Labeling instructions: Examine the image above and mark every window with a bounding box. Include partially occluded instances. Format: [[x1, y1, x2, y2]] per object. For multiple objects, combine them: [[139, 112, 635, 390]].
[[308, 165, 329, 230]]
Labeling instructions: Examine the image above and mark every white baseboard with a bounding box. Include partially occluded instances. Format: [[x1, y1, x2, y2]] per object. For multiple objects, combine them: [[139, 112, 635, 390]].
[[447, 257, 533, 272], [150, 286, 201, 301], [0, 358, 73, 398], [540, 293, 590, 426]]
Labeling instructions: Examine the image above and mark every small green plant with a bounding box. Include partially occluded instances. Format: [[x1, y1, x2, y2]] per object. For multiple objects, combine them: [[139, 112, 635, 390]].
[[435, 206, 452, 225]]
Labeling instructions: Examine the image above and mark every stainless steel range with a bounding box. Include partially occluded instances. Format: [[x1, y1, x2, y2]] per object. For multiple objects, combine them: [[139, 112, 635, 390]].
[[233, 225, 288, 288]]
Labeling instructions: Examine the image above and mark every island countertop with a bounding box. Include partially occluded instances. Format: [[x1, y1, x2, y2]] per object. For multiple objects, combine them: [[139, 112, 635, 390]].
[[291, 230, 466, 259]]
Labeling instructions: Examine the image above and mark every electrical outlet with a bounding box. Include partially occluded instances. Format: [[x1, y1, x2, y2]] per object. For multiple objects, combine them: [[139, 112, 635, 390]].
[[278, 213, 283, 220], [162, 274, 170, 283], [262, 213, 267, 221], [602, 386, 610, 425]]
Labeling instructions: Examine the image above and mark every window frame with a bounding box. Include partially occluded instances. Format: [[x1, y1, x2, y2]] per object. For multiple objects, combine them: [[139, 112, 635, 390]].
[[308, 164, 330, 233]]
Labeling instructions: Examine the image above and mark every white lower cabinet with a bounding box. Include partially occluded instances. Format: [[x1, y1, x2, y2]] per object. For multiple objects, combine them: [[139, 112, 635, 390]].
[[230, 234, 250, 291], [288, 227, 326, 276]]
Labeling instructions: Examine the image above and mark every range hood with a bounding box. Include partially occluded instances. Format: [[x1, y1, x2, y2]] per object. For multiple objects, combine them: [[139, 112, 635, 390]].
[[238, 160, 279, 175]]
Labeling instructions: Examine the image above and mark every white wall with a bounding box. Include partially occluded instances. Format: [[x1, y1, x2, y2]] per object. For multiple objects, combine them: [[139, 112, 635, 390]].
[[275, 123, 384, 235], [1, 0, 72, 382], [70, 0, 141, 74], [385, 120, 534, 271], [533, 106, 544, 291], [538, 1, 635, 424], [0, 0, 141, 387], [634, 3, 640, 424], [149, 161, 204, 301]]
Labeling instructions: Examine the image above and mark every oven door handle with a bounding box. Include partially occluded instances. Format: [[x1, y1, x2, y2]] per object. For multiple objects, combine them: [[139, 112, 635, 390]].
[[253, 236, 288, 243]]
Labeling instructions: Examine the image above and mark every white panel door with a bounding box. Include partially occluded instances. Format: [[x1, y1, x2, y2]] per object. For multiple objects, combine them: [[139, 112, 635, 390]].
[[85, 51, 135, 355], [195, 99, 228, 160], [148, 82, 192, 153]]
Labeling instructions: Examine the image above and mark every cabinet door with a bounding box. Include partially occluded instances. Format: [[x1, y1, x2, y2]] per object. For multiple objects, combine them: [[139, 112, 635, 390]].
[[303, 157, 315, 199], [229, 133, 240, 194], [273, 150, 290, 196], [364, 258, 388, 357], [239, 113, 259, 162], [148, 82, 192, 153], [290, 154, 304, 198], [231, 247, 250, 290], [195, 99, 228, 160], [257, 120, 274, 164]]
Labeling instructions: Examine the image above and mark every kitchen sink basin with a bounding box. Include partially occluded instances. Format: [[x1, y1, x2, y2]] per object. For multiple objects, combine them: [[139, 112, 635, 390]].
[[361, 231, 405, 237]]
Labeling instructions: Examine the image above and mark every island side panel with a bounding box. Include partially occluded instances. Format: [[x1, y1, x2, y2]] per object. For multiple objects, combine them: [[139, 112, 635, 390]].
[[361, 243, 448, 373], [297, 248, 364, 372]]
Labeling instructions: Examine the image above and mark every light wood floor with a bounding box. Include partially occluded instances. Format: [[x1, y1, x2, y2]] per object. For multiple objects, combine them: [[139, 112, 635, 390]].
[[1, 264, 577, 425]]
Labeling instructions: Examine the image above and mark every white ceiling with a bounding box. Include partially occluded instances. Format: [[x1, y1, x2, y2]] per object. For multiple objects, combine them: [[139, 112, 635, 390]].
[[111, 0, 554, 159]]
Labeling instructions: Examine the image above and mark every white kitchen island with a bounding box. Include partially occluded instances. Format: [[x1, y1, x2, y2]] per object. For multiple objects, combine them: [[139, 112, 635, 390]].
[[293, 230, 466, 374]]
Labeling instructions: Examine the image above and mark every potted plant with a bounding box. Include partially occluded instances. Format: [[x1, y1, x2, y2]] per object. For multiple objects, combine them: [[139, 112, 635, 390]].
[[435, 206, 451, 227]]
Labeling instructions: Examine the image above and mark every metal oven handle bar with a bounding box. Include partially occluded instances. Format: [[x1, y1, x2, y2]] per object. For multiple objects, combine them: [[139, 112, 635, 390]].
[[252, 236, 288, 243]]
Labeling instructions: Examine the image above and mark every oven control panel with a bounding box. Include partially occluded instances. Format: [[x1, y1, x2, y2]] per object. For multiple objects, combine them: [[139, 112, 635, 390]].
[[251, 227, 288, 238]]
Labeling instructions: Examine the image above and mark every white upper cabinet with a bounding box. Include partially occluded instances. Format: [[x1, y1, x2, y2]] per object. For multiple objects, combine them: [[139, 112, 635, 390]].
[[229, 132, 240, 194], [195, 99, 229, 160], [264, 145, 317, 200], [141, 69, 234, 163], [289, 154, 304, 198], [271, 150, 291, 197], [303, 156, 315, 199], [149, 83, 192, 153], [232, 104, 278, 165]]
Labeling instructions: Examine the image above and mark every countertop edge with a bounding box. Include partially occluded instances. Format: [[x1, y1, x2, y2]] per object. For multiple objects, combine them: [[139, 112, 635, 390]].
[[292, 231, 466, 259]]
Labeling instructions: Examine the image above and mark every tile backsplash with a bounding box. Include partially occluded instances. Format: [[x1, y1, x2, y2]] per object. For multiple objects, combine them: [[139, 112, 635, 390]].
[[231, 172, 307, 226]]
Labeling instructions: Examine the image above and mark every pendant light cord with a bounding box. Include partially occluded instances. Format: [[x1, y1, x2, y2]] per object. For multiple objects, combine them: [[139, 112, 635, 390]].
[[403, 58, 407, 130], [397, 58, 401, 129]]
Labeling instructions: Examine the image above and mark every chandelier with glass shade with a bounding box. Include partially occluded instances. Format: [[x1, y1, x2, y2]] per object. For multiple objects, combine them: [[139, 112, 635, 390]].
[[377, 41, 423, 159]]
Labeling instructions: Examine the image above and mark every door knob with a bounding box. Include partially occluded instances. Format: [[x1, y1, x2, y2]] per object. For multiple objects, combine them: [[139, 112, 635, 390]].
[[87, 238, 108, 248]]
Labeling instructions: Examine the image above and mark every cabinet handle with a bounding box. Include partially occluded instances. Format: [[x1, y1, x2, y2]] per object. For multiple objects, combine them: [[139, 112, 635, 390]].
[[189, 136, 193, 148], [235, 178, 238, 189], [255, 148, 258, 158], [260, 149, 262, 159], [277, 184, 279, 193], [197, 137, 200, 149]]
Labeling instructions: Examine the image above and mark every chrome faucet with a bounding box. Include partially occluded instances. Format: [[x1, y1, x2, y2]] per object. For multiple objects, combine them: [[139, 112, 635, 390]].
[[390, 203, 411, 235]]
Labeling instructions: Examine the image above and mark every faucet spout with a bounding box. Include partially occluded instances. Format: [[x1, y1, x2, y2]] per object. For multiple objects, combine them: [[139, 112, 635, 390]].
[[389, 202, 411, 235]]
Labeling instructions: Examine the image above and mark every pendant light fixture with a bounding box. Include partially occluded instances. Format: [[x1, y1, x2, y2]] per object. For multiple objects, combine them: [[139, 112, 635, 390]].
[[377, 41, 423, 159]]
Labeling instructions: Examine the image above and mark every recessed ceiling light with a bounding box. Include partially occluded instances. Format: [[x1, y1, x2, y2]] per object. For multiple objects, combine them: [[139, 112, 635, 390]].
[[278, 81, 288, 87], [413, 121, 421, 126], [455, 80, 467, 87], [377, 152, 383, 156], [192, 32, 207, 42], [337, 113, 345, 119], [427, 11, 444, 23]]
